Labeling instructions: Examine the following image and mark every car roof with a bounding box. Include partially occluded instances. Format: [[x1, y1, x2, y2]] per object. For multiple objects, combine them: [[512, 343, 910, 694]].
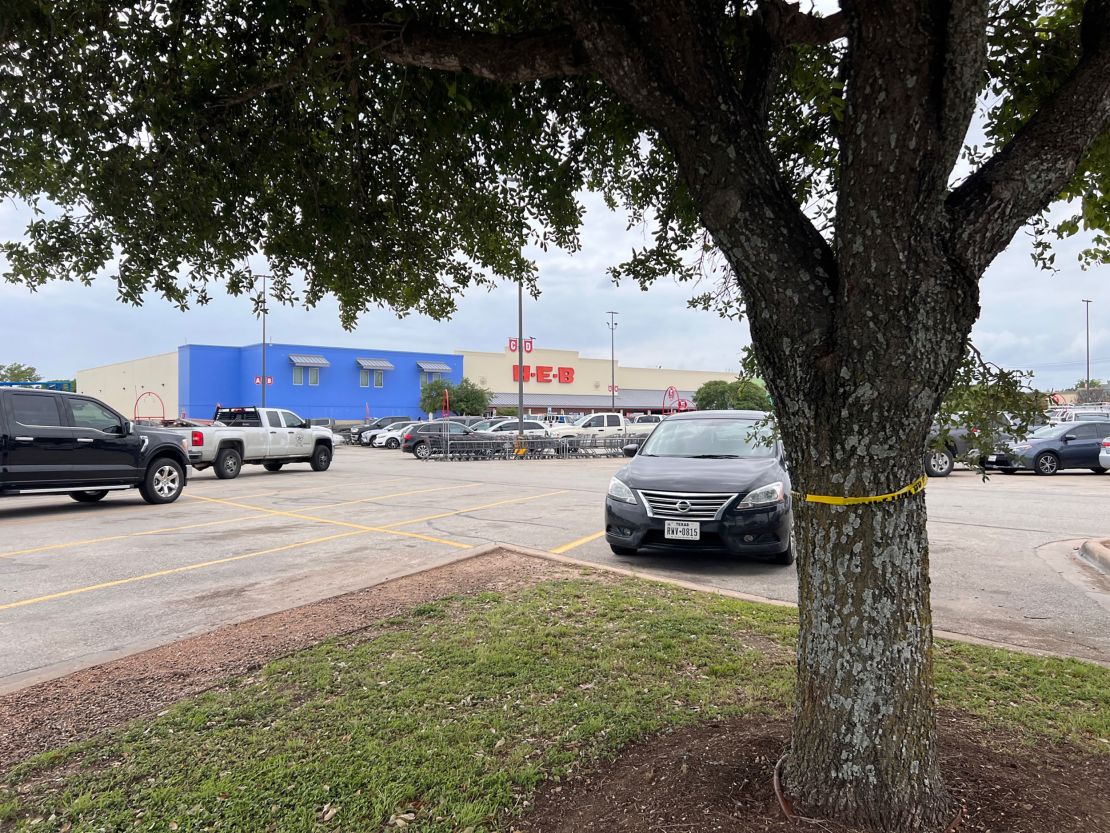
[[665, 409, 769, 420]]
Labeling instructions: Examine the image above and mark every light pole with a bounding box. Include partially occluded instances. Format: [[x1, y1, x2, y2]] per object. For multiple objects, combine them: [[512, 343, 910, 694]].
[[606, 311, 619, 411], [1082, 299, 1092, 392], [517, 281, 525, 439], [261, 273, 268, 408]]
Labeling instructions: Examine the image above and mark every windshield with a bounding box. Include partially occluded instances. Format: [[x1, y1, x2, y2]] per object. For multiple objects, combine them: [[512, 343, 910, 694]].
[[638, 418, 775, 458], [1028, 424, 1073, 439]]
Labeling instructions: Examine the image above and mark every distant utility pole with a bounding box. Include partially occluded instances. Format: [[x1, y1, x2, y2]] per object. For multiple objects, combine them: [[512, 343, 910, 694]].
[[606, 311, 619, 411], [1082, 299, 1092, 392]]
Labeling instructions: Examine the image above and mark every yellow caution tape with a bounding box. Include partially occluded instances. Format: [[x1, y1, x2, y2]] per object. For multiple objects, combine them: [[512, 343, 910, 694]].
[[792, 475, 928, 506]]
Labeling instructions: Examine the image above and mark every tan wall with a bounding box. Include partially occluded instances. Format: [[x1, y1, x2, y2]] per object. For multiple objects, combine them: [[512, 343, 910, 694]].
[[77, 352, 179, 419], [458, 347, 739, 397]]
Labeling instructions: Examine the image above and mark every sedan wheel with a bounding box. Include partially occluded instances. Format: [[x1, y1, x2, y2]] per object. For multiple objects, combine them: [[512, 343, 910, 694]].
[[1034, 451, 1059, 476]]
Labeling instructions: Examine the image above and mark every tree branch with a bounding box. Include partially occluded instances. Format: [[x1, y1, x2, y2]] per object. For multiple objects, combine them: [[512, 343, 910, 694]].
[[345, 21, 590, 82], [948, 0, 1110, 275]]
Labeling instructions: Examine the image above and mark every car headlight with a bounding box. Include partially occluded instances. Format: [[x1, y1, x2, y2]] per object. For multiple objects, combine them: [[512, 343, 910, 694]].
[[1010, 443, 1031, 452], [736, 481, 785, 509], [608, 477, 636, 504]]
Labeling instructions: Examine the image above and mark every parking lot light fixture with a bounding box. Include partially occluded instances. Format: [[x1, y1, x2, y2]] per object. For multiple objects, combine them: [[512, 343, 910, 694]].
[[1083, 299, 1092, 392], [607, 311, 619, 411]]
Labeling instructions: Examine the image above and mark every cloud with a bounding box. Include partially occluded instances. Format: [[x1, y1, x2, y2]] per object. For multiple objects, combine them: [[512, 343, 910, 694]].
[[1, 190, 1106, 393]]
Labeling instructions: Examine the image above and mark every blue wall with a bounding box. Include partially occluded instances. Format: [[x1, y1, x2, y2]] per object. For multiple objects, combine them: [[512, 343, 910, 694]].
[[178, 343, 461, 421]]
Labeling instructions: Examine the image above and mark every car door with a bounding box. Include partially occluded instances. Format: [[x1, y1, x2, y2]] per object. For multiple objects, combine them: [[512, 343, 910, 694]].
[[260, 409, 286, 458], [280, 410, 310, 456], [1071, 422, 1110, 467], [1057, 423, 1099, 467], [581, 414, 606, 435], [65, 396, 142, 483], [1, 391, 76, 486]]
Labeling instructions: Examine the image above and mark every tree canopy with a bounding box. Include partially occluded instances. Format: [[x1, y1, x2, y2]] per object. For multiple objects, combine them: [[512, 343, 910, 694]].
[[419, 377, 492, 416], [0, 363, 41, 383], [692, 378, 773, 411]]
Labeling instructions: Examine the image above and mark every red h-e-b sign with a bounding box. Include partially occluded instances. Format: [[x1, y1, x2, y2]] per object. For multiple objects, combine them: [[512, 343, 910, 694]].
[[512, 365, 575, 384]]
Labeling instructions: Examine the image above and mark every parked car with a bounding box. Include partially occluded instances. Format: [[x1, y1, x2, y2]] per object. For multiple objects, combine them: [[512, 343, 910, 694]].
[[633, 414, 664, 425], [0, 387, 190, 505], [983, 419, 1110, 475], [1100, 436, 1110, 471], [483, 418, 551, 437], [605, 410, 793, 564], [554, 412, 654, 439], [401, 420, 495, 459], [166, 406, 335, 478], [372, 421, 420, 449], [349, 415, 411, 444]]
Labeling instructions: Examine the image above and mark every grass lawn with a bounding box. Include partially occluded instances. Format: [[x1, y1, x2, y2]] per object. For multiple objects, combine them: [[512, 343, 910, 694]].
[[2, 575, 1107, 832]]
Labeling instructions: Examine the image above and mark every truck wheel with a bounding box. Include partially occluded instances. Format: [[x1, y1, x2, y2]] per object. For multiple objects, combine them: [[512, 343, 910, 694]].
[[69, 490, 109, 503], [139, 458, 185, 504], [263, 462, 284, 472], [310, 444, 332, 471], [215, 447, 242, 479], [924, 448, 954, 477]]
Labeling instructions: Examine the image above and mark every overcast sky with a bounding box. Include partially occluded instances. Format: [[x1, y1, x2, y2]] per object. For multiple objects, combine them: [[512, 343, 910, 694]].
[[1, 188, 1106, 392]]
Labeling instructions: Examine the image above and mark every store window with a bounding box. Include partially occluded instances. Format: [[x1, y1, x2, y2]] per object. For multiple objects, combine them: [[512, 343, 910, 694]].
[[360, 370, 370, 388], [425, 372, 439, 386], [293, 366, 304, 386], [308, 367, 320, 386], [374, 370, 384, 388]]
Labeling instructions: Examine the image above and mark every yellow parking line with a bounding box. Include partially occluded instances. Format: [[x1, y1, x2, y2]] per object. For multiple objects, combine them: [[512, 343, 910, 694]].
[[0, 515, 263, 560], [377, 490, 569, 529], [551, 530, 606, 554], [0, 530, 367, 612], [0, 489, 566, 610]]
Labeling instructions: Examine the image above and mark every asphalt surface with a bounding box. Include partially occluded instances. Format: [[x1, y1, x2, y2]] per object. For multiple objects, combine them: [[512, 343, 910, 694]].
[[1, 445, 1108, 691]]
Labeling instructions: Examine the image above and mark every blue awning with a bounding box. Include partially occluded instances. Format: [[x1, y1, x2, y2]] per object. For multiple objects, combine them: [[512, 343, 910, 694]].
[[289, 354, 330, 367]]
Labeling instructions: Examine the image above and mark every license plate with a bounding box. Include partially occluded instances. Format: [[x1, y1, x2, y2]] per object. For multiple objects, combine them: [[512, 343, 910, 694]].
[[665, 520, 700, 541], [987, 455, 997, 463]]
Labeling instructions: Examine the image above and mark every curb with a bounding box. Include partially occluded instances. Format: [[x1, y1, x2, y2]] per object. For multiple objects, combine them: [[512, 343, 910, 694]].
[[1079, 539, 1110, 574]]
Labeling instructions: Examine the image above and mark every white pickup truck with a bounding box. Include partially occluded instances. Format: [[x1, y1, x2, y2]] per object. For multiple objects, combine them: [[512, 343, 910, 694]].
[[171, 407, 335, 479], [553, 412, 656, 440]]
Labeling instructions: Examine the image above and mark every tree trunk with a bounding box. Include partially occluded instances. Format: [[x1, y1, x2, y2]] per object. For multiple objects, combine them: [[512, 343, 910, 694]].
[[760, 265, 977, 830], [782, 450, 948, 830]]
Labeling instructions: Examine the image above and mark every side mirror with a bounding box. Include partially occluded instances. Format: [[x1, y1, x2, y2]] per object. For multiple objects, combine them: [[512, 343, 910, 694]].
[[1064, 434, 1077, 442], [123, 421, 134, 435], [622, 443, 639, 457]]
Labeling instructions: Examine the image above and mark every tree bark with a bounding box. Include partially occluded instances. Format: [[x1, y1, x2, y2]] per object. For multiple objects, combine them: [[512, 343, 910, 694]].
[[785, 457, 946, 829]]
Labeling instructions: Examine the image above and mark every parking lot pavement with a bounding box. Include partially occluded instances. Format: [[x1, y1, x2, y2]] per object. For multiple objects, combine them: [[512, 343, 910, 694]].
[[1, 446, 1108, 689]]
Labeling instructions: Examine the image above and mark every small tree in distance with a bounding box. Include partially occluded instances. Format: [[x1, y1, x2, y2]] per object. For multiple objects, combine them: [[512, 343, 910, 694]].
[[0, 363, 42, 383], [693, 378, 773, 412], [419, 377, 493, 416]]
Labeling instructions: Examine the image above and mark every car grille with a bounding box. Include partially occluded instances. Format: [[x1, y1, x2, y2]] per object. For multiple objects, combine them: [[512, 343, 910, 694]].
[[637, 490, 737, 521]]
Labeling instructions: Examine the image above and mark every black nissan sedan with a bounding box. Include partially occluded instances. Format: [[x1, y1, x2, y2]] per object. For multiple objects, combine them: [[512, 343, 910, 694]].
[[604, 410, 793, 564]]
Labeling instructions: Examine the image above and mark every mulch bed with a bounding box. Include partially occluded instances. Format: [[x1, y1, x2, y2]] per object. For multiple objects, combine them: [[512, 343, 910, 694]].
[[515, 714, 1109, 833]]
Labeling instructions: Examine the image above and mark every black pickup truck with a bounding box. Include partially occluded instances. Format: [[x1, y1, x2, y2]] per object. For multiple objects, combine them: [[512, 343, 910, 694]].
[[0, 387, 190, 505]]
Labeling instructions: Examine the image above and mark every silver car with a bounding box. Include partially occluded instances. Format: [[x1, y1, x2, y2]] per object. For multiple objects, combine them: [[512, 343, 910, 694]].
[[1100, 436, 1110, 470]]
